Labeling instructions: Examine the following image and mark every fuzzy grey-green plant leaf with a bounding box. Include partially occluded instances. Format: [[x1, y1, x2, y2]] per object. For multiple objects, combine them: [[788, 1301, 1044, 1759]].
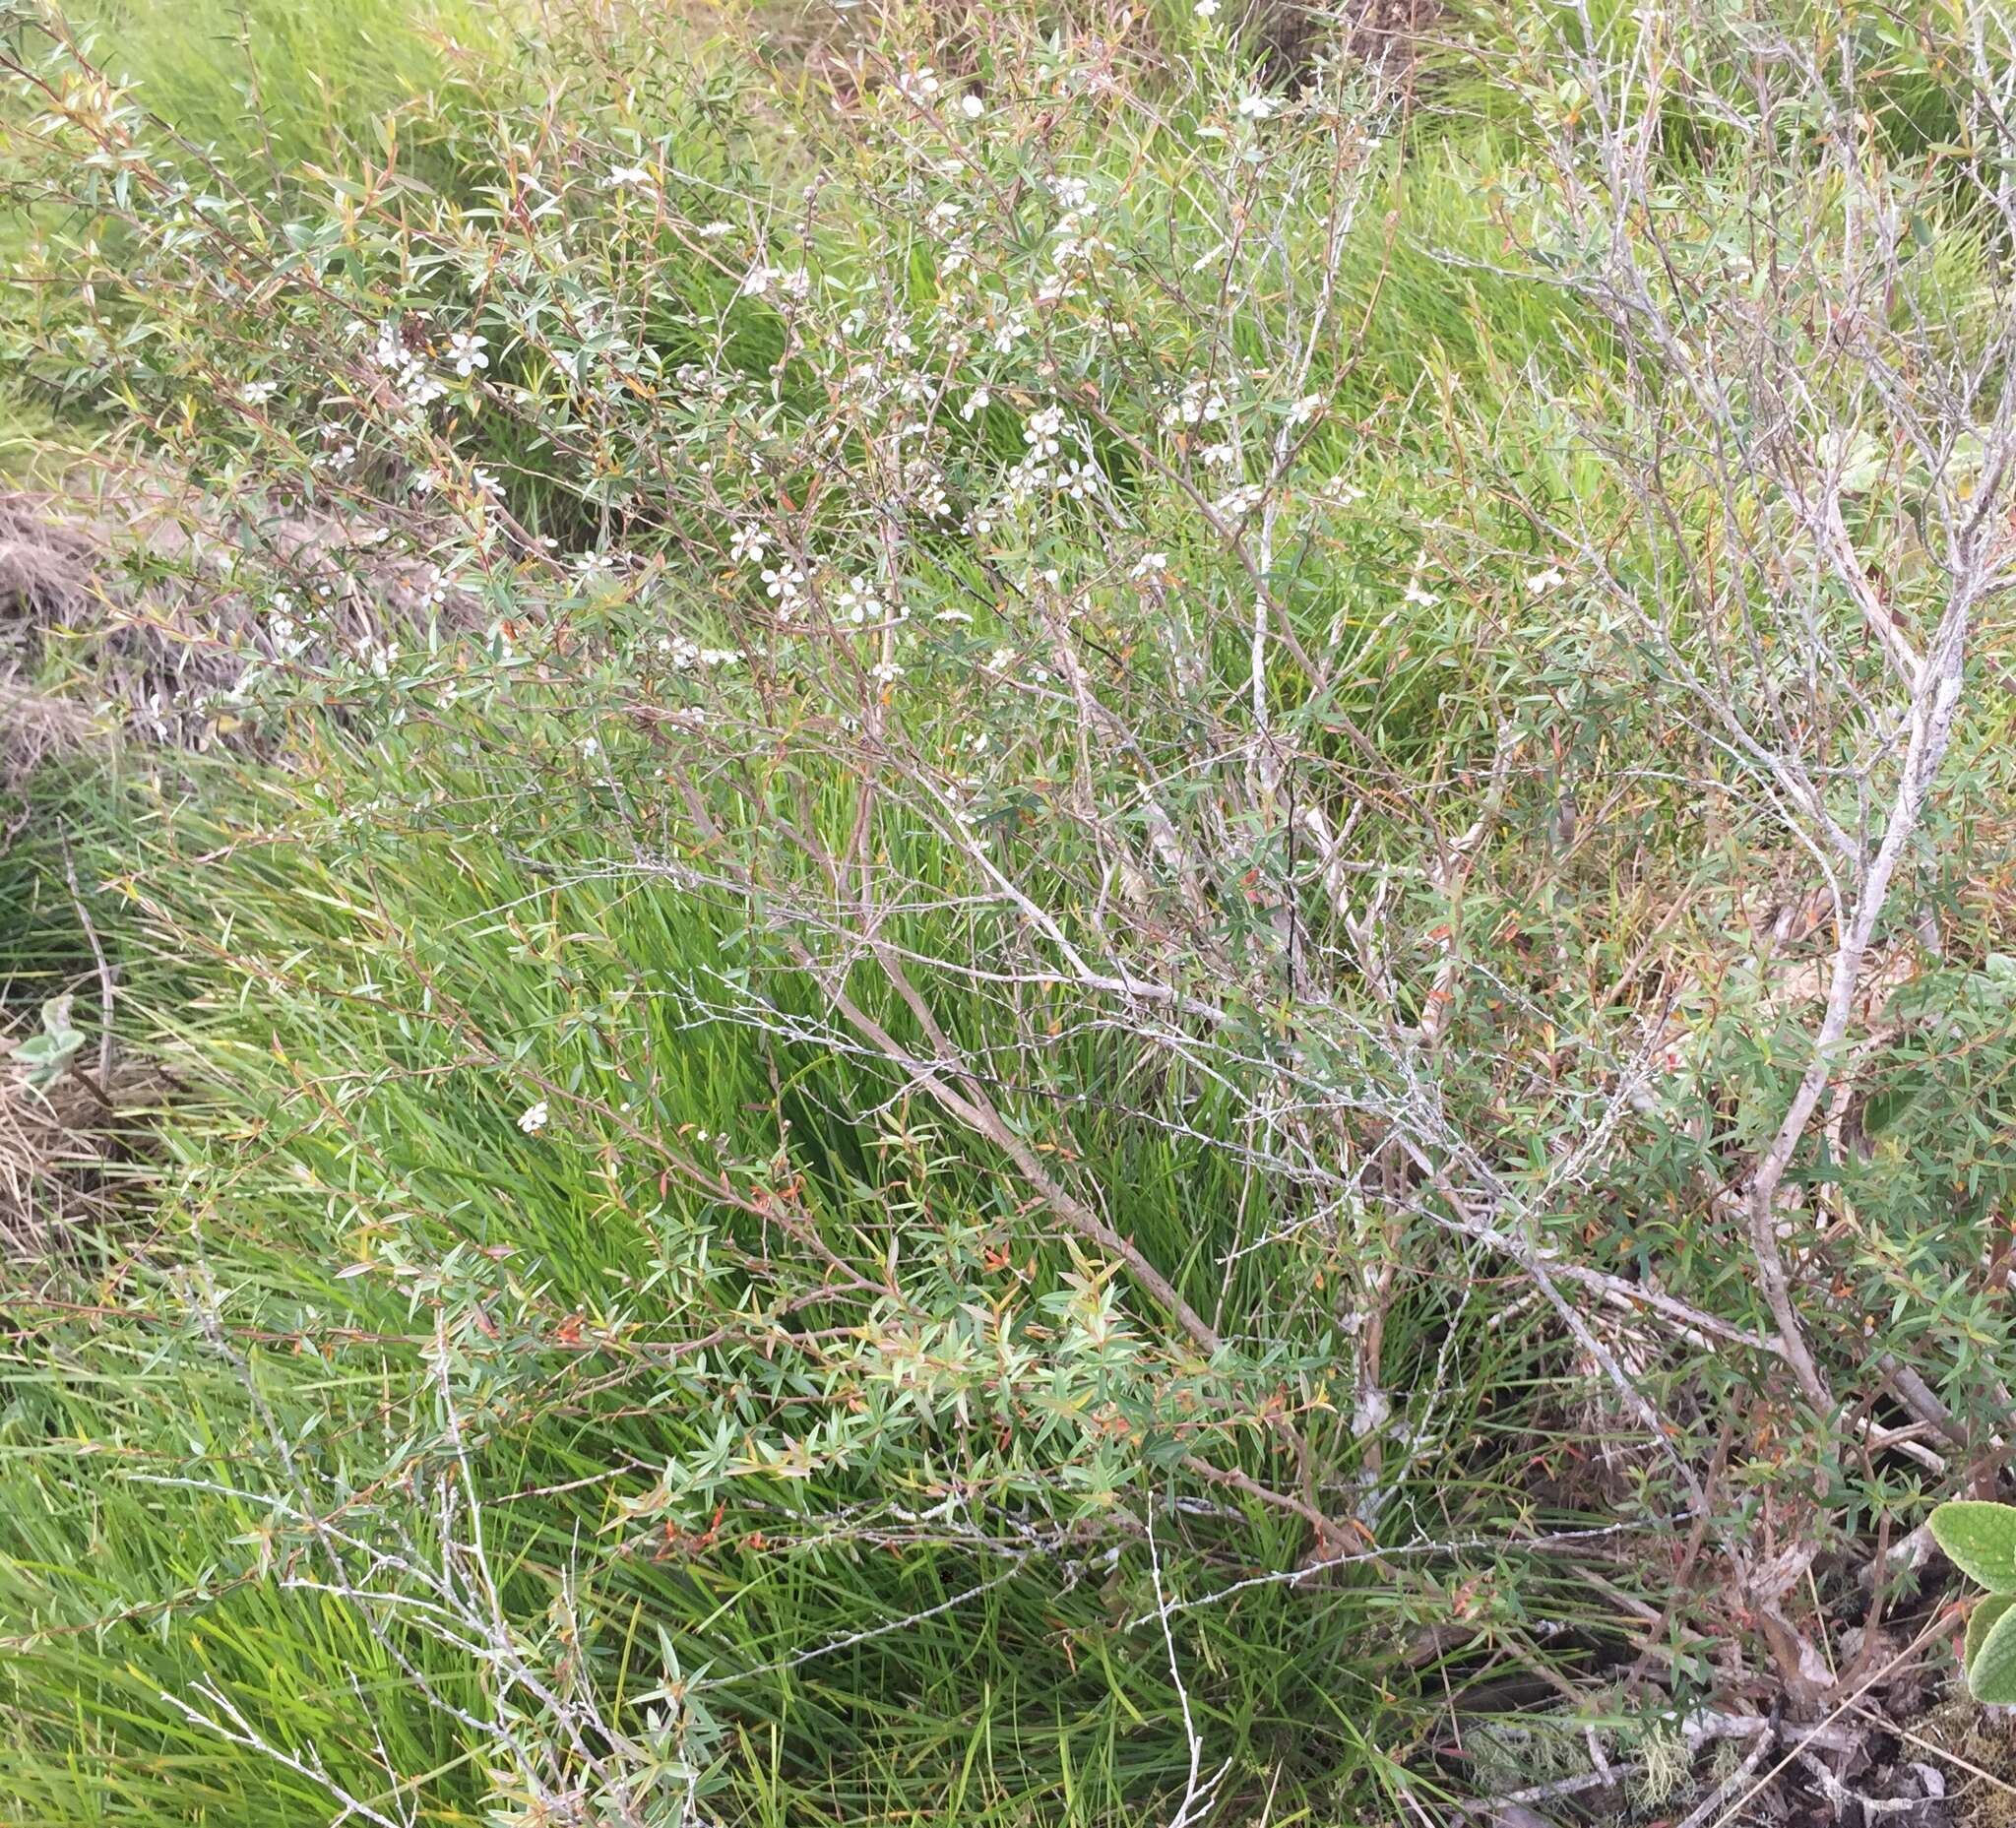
[[1930, 1502, 2016, 1596], [1968, 1598, 2016, 1704]]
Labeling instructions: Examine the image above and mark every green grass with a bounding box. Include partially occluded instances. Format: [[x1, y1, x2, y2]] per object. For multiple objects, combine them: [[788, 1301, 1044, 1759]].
[[65, 0, 514, 179], [0, 0, 521, 453], [0, 722, 1477, 1824], [7, 0, 2015, 1820]]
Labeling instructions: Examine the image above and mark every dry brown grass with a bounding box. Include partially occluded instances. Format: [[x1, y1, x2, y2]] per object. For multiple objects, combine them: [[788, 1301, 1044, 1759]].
[[0, 493, 103, 805], [1, 475, 485, 748], [0, 1030, 166, 1258]]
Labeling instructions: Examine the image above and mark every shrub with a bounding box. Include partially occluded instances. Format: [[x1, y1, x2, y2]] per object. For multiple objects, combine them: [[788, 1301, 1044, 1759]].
[[5, 0, 2016, 1819]]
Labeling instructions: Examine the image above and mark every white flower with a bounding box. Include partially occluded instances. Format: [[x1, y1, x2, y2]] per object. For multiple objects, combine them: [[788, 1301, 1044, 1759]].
[[867, 659, 903, 684], [1164, 378, 1228, 427], [897, 65, 940, 100], [837, 581, 878, 623], [1215, 482, 1265, 517], [1403, 575, 1439, 607], [1527, 565, 1565, 593], [604, 164, 653, 188], [699, 220, 733, 238], [447, 332, 488, 378], [762, 564, 807, 616], [241, 380, 280, 405], [1195, 0, 1219, 14], [1237, 93, 1281, 119], [518, 1101, 549, 1135], [1201, 441, 1238, 469], [1061, 459, 1102, 500], [961, 387, 991, 421], [729, 525, 768, 566], [1131, 551, 1168, 578], [1025, 405, 1066, 457], [1288, 393, 1323, 427], [960, 94, 984, 118]]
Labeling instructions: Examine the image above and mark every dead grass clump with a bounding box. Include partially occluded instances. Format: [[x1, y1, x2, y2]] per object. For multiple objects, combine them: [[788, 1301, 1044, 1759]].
[[0, 497, 105, 806], [0, 681, 101, 830], [0, 492, 95, 633], [0, 1012, 167, 1259], [1, 479, 486, 749]]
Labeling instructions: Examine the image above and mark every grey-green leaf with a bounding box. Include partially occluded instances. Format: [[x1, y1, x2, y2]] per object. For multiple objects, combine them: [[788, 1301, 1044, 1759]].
[[1966, 1594, 2016, 1678], [1970, 1599, 2016, 1703], [1930, 1501, 2016, 1593]]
